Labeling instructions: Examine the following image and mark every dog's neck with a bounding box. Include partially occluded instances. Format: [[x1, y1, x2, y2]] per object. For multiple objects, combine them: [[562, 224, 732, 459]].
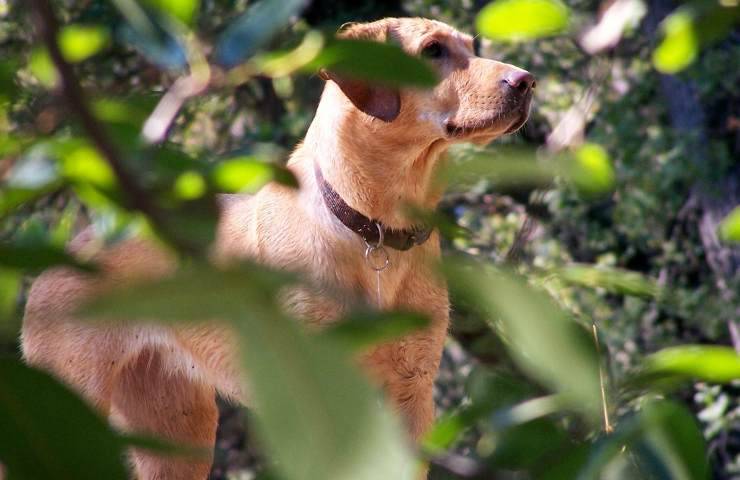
[[299, 85, 448, 230]]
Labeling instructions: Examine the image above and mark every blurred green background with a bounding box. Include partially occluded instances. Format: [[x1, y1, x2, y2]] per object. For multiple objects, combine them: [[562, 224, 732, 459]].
[[1, 0, 739, 479]]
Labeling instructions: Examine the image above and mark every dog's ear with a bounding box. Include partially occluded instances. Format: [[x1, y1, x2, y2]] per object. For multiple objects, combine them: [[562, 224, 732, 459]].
[[319, 20, 401, 123]]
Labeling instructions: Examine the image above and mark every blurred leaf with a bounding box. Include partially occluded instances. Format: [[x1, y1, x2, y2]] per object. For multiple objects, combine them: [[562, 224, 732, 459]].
[[215, 0, 309, 69], [254, 30, 325, 77], [0, 358, 128, 479], [0, 242, 96, 272], [28, 48, 58, 88], [211, 156, 298, 193], [578, 400, 709, 480], [0, 60, 19, 104], [638, 401, 710, 480], [50, 202, 80, 247], [653, 3, 739, 74], [58, 24, 110, 63], [718, 206, 740, 243], [323, 310, 429, 350], [536, 444, 590, 480], [441, 147, 553, 191], [159, 198, 219, 253], [120, 432, 208, 459], [0, 185, 61, 218], [653, 11, 698, 74], [555, 264, 660, 298], [424, 368, 535, 452], [143, 0, 200, 24], [59, 143, 116, 190], [0, 268, 20, 321], [484, 416, 569, 469], [79, 263, 417, 480], [645, 345, 740, 383], [445, 259, 601, 419], [477, 0, 570, 41], [173, 170, 207, 199], [561, 143, 615, 196], [113, 0, 188, 70], [307, 38, 438, 87]]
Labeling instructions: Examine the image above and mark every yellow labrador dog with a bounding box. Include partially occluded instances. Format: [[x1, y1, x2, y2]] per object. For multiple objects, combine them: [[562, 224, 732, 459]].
[[22, 17, 534, 479]]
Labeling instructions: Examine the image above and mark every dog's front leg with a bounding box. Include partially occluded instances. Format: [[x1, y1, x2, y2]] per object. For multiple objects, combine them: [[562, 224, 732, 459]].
[[363, 274, 449, 441]]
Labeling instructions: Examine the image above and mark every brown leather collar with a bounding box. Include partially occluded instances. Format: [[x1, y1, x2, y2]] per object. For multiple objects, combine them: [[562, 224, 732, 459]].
[[315, 165, 433, 251]]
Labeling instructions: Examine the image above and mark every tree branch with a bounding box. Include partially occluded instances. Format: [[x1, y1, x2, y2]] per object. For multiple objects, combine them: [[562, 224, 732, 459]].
[[29, 0, 199, 255]]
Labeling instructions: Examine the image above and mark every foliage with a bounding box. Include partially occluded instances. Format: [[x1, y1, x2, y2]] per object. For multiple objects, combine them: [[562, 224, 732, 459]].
[[1, 0, 739, 479]]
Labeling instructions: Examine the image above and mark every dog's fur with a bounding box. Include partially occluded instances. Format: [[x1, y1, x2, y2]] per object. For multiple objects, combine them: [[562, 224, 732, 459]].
[[22, 18, 533, 479]]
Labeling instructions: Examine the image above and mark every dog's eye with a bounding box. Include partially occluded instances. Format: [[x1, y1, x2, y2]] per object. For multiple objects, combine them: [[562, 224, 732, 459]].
[[421, 41, 446, 59]]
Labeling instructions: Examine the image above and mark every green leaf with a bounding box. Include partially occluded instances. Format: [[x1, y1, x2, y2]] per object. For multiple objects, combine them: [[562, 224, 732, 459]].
[[445, 259, 601, 419], [254, 30, 326, 78], [143, 0, 200, 24], [718, 206, 740, 243], [28, 48, 58, 88], [79, 263, 417, 480], [638, 401, 710, 480], [307, 39, 438, 88], [567, 143, 615, 195], [477, 0, 570, 41], [0, 60, 20, 104], [424, 368, 534, 452], [58, 24, 110, 63], [112, 0, 188, 70], [211, 156, 297, 193], [323, 310, 429, 350], [484, 416, 569, 469], [653, 11, 698, 74], [440, 146, 553, 191], [0, 268, 20, 321], [59, 143, 116, 190], [645, 345, 740, 383], [215, 0, 309, 69], [0, 358, 128, 479], [653, 3, 740, 74], [173, 170, 207, 200], [578, 400, 708, 480], [0, 242, 96, 272], [556, 264, 660, 299]]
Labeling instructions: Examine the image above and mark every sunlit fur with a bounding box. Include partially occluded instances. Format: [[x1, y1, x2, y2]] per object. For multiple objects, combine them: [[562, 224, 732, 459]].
[[22, 18, 532, 479]]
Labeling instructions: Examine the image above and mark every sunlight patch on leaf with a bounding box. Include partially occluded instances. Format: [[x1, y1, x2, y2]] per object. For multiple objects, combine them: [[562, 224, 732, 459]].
[[173, 170, 206, 200], [718, 206, 740, 243], [652, 11, 698, 74], [58, 24, 110, 63], [563, 143, 615, 196], [212, 157, 297, 193], [477, 0, 570, 41], [143, 0, 200, 25], [646, 346, 740, 383], [28, 48, 57, 88]]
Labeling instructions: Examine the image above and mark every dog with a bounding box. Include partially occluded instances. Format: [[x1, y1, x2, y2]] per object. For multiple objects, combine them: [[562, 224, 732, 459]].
[[22, 17, 534, 479]]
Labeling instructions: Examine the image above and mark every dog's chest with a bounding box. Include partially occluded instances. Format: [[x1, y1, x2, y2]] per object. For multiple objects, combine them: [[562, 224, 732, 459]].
[[281, 246, 416, 328]]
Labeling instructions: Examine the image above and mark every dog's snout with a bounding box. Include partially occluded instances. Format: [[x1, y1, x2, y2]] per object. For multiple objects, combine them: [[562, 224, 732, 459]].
[[502, 70, 536, 93]]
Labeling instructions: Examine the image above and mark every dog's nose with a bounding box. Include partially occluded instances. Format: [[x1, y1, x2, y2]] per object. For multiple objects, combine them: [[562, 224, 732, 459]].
[[503, 70, 536, 93]]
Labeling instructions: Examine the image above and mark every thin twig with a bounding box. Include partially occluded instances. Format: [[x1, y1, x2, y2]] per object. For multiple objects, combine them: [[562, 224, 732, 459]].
[[29, 0, 198, 255], [592, 323, 613, 434]]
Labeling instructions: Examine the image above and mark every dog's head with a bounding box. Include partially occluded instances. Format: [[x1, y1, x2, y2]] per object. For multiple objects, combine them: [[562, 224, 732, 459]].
[[320, 18, 535, 146]]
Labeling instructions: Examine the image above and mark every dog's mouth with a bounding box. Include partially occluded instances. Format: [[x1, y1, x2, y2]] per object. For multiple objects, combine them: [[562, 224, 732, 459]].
[[445, 94, 532, 139]]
